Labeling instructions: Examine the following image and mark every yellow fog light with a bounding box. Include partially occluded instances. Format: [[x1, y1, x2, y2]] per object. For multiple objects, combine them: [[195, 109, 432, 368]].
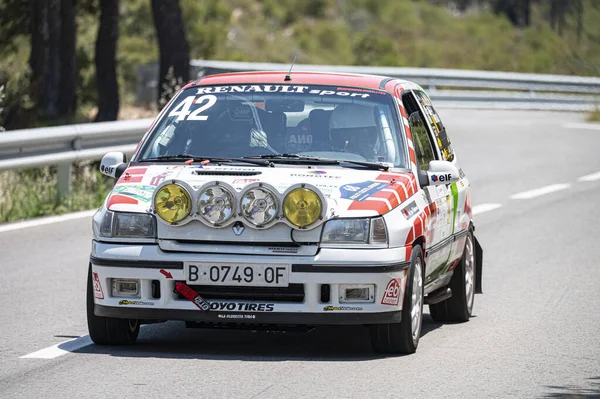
[[283, 187, 322, 228], [154, 184, 191, 224]]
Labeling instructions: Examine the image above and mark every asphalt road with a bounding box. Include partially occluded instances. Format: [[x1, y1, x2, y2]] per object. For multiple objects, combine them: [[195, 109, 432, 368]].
[[1, 109, 599, 398]]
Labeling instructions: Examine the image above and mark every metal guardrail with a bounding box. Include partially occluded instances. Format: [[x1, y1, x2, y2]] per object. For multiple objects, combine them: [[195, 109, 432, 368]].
[[2, 60, 600, 200], [136, 59, 600, 105], [0, 119, 152, 199]]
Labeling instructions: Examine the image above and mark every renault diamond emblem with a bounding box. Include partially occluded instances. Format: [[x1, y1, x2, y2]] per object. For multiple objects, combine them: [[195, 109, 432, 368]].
[[232, 222, 245, 235]]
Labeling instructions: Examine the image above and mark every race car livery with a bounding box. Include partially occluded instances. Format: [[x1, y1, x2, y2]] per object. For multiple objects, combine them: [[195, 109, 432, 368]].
[[88, 71, 483, 354]]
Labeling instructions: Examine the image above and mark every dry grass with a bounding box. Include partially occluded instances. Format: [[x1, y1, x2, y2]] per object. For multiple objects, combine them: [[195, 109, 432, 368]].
[[0, 162, 113, 223]]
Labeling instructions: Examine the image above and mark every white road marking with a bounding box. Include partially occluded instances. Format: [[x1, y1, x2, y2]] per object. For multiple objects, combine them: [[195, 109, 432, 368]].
[[20, 336, 93, 359], [0, 209, 97, 233], [563, 123, 600, 131], [578, 171, 600, 182], [510, 184, 571, 200], [472, 203, 502, 215]]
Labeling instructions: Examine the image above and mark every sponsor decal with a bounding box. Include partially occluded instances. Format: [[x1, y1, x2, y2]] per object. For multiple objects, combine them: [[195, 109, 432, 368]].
[[118, 300, 154, 306], [150, 173, 168, 187], [232, 221, 245, 236], [339, 181, 388, 202], [232, 178, 260, 185], [112, 184, 154, 203], [290, 173, 341, 179], [431, 173, 452, 183], [381, 279, 401, 306], [401, 201, 419, 220], [217, 314, 256, 320], [195, 85, 372, 98], [307, 170, 327, 175], [209, 302, 275, 312], [92, 272, 104, 300], [269, 247, 298, 254], [323, 306, 363, 311]]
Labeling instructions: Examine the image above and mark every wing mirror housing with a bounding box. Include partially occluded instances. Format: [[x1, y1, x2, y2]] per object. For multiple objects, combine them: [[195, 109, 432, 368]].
[[100, 152, 127, 179], [419, 160, 460, 187]]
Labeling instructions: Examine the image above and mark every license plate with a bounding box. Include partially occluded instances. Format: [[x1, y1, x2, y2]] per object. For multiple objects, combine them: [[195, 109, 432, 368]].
[[184, 263, 290, 287]]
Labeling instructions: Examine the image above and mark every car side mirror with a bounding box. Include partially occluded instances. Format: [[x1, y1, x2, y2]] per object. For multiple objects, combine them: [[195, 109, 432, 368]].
[[423, 160, 460, 187], [100, 152, 127, 179]]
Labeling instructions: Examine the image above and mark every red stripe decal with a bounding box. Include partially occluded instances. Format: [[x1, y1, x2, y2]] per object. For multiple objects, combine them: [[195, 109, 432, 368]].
[[117, 175, 144, 184], [107, 194, 139, 208], [408, 147, 416, 164], [405, 245, 412, 261], [370, 191, 399, 208], [348, 200, 390, 215]]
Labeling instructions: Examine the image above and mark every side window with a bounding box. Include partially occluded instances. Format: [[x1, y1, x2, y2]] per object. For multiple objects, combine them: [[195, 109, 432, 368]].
[[415, 91, 454, 162], [408, 112, 435, 171]]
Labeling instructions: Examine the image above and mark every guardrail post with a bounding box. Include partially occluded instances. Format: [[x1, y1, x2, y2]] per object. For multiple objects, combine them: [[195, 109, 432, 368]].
[[56, 162, 72, 203]]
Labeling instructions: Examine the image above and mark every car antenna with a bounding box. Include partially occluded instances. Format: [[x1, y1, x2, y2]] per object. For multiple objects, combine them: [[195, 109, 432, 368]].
[[284, 53, 299, 82]]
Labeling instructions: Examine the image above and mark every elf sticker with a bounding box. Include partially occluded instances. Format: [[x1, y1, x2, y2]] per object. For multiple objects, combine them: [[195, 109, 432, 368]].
[[381, 279, 400, 306], [92, 272, 104, 300]]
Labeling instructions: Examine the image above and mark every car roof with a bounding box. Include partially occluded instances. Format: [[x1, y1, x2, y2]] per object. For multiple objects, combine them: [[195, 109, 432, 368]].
[[190, 71, 417, 92]]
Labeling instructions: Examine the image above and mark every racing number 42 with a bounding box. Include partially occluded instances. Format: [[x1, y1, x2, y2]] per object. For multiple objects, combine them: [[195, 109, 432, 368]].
[[168, 95, 217, 121]]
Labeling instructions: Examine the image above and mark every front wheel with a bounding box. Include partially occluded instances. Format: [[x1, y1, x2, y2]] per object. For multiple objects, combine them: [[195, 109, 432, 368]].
[[429, 231, 476, 322], [370, 245, 424, 354], [86, 265, 139, 345]]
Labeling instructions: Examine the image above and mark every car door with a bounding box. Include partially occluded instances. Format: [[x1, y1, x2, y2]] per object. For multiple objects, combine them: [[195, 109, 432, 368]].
[[403, 91, 454, 284], [414, 90, 471, 270]]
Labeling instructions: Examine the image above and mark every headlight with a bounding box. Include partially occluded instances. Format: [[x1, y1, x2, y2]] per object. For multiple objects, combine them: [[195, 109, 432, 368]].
[[321, 217, 388, 247], [240, 186, 279, 227], [154, 183, 192, 224], [283, 187, 322, 228], [198, 184, 235, 226], [97, 210, 156, 238]]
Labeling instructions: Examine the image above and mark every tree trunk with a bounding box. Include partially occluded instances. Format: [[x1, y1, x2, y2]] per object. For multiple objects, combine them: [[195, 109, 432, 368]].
[[28, 0, 78, 122], [95, 0, 120, 122], [58, 0, 77, 118], [550, 0, 558, 31], [151, 0, 190, 108], [29, 0, 48, 108], [522, 0, 531, 27], [577, 0, 583, 45], [44, 0, 61, 120]]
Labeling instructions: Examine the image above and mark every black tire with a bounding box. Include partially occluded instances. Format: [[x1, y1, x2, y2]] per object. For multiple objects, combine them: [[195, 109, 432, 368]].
[[429, 231, 476, 323], [86, 264, 140, 345], [370, 245, 424, 355]]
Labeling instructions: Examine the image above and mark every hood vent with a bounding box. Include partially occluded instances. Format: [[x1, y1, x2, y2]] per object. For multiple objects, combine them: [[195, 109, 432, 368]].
[[192, 170, 262, 176]]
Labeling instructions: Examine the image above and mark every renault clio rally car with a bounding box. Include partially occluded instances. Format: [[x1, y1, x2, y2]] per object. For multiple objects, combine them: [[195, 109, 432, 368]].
[[88, 71, 483, 354]]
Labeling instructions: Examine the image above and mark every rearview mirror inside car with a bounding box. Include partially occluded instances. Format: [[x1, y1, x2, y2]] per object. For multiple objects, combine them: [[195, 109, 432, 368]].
[[265, 99, 305, 113], [425, 160, 460, 186], [100, 152, 127, 179]]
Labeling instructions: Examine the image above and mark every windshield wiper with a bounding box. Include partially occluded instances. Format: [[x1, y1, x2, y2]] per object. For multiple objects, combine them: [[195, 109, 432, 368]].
[[138, 154, 272, 167], [339, 159, 390, 171], [244, 154, 389, 170], [243, 154, 338, 164]]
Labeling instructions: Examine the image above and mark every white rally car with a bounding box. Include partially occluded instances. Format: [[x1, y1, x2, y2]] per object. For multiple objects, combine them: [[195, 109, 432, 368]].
[[89, 71, 482, 354]]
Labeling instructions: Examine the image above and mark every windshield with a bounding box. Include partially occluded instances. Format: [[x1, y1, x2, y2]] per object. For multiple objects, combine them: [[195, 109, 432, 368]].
[[136, 84, 407, 167]]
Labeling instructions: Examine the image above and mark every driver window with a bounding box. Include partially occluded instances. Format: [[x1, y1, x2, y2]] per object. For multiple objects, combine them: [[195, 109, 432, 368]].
[[408, 112, 435, 171]]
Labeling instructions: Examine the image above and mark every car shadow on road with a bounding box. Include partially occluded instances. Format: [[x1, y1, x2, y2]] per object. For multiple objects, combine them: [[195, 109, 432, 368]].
[[541, 376, 600, 398], [71, 314, 443, 361]]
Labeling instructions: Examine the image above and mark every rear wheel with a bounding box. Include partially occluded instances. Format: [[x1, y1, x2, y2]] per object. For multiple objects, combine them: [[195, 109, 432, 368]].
[[370, 245, 424, 354], [86, 265, 139, 345], [429, 231, 475, 322]]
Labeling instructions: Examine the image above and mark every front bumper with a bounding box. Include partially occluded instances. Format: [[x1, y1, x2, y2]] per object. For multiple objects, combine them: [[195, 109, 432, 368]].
[[95, 305, 402, 325], [91, 241, 410, 326]]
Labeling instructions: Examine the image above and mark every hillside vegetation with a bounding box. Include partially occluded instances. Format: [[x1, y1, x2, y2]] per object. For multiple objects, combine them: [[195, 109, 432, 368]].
[[1, 0, 599, 130]]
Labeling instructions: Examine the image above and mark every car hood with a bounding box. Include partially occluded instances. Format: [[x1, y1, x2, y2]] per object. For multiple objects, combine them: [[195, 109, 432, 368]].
[[106, 164, 417, 217]]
